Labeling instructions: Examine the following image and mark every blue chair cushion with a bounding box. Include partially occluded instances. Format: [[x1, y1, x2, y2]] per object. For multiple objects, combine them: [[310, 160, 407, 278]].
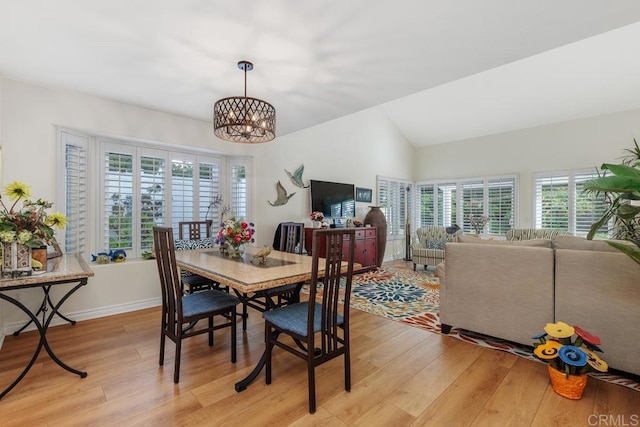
[[182, 274, 213, 287], [262, 302, 344, 337], [182, 289, 239, 318], [264, 283, 299, 296]]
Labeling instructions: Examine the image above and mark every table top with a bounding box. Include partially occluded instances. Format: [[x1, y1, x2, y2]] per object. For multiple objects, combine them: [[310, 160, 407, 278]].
[[175, 246, 325, 294], [0, 254, 94, 290]]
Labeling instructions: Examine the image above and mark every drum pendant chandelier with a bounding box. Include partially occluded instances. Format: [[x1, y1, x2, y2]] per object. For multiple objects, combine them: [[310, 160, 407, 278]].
[[213, 60, 276, 143]]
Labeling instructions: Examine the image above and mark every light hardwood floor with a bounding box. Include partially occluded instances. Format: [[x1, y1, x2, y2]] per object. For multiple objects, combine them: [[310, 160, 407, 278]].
[[0, 261, 638, 426]]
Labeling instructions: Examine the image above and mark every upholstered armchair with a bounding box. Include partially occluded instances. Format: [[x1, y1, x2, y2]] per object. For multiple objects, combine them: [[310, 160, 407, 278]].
[[411, 226, 463, 271]]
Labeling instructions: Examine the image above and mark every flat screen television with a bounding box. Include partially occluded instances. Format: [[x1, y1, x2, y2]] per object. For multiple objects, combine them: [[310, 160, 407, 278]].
[[310, 180, 356, 218]]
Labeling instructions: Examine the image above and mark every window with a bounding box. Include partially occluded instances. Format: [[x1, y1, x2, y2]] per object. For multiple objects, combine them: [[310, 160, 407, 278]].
[[60, 129, 251, 258], [377, 176, 413, 238], [416, 175, 517, 235], [59, 130, 89, 255], [534, 170, 607, 237]]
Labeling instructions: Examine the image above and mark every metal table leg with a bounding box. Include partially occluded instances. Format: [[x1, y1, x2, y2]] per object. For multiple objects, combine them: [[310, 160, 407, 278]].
[[12, 284, 76, 336], [0, 280, 88, 400]]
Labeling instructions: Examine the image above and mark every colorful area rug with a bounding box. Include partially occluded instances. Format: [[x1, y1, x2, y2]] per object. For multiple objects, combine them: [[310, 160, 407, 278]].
[[306, 267, 640, 392]]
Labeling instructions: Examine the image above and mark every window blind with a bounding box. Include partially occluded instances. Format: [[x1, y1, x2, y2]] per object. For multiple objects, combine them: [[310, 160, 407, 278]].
[[140, 155, 165, 250], [62, 131, 88, 256], [231, 163, 248, 220], [487, 177, 515, 234], [377, 177, 412, 237], [461, 180, 484, 233], [534, 169, 606, 236], [104, 150, 134, 250]]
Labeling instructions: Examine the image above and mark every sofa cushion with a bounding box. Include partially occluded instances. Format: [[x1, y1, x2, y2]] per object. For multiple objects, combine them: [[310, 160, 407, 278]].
[[552, 235, 631, 252], [457, 234, 552, 248]]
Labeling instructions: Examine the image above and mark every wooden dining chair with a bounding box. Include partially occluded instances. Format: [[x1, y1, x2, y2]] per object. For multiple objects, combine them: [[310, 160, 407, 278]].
[[153, 226, 240, 383], [178, 220, 213, 240], [263, 228, 356, 413], [176, 220, 220, 294], [238, 222, 305, 331], [278, 222, 305, 253]]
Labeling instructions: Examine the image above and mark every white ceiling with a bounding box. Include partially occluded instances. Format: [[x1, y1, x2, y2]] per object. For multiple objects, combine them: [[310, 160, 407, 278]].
[[1, 1, 640, 147]]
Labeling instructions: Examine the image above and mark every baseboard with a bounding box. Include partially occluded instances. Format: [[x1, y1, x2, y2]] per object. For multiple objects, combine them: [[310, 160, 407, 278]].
[[1, 297, 162, 338]]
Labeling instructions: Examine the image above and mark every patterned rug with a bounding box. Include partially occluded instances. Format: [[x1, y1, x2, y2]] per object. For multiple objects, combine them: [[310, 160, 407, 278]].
[[306, 267, 640, 392]]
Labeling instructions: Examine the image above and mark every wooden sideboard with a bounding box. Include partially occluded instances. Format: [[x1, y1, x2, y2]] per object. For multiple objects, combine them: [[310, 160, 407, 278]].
[[304, 227, 378, 271]]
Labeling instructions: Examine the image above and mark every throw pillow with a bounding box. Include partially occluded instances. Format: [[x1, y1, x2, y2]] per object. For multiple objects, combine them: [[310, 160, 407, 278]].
[[457, 234, 552, 248], [174, 237, 215, 251], [426, 239, 447, 250]]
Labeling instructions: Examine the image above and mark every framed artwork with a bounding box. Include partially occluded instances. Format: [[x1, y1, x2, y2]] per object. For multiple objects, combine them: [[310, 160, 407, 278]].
[[355, 187, 372, 203]]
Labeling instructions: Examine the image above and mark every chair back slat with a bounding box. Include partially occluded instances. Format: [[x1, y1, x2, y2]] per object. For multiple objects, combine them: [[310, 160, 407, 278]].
[[154, 226, 183, 335], [279, 222, 305, 253], [178, 220, 213, 240], [309, 228, 355, 356]]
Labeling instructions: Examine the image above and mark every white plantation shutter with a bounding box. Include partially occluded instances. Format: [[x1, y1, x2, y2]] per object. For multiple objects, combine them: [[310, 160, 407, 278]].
[[487, 177, 515, 234], [171, 157, 195, 233], [103, 146, 135, 250], [61, 130, 89, 256], [377, 177, 412, 237], [61, 129, 251, 258], [575, 172, 608, 237], [140, 153, 165, 250], [417, 175, 517, 234], [416, 184, 435, 227], [230, 158, 251, 220], [437, 182, 457, 227], [534, 169, 605, 236], [461, 180, 484, 233], [534, 173, 570, 231], [199, 159, 222, 225]]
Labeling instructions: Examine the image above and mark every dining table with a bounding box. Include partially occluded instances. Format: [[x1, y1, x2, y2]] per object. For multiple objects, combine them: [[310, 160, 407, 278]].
[[174, 245, 346, 392]]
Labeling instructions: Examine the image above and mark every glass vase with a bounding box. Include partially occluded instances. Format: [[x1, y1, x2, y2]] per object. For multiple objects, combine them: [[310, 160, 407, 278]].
[[227, 243, 245, 258]]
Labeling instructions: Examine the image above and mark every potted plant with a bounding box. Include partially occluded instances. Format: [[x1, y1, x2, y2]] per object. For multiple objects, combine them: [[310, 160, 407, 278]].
[[0, 181, 67, 276], [532, 321, 607, 400], [310, 211, 324, 228], [584, 140, 640, 266]]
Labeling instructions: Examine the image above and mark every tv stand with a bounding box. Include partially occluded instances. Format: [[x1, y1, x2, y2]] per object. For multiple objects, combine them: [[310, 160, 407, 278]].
[[304, 227, 378, 271]]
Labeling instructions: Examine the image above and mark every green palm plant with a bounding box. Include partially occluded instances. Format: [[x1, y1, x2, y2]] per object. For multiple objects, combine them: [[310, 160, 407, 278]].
[[584, 140, 640, 266]]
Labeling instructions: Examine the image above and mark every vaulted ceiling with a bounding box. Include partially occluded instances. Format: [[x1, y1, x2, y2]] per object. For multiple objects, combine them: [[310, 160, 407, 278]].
[[2, 1, 640, 147]]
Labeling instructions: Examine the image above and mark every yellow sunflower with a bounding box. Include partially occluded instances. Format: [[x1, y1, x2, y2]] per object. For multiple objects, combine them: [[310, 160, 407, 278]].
[[4, 181, 31, 201], [46, 212, 68, 229]]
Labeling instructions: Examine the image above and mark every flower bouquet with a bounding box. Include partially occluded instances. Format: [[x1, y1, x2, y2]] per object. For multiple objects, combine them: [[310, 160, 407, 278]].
[[214, 217, 255, 257], [0, 181, 67, 276], [310, 211, 324, 222], [532, 321, 607, 399]]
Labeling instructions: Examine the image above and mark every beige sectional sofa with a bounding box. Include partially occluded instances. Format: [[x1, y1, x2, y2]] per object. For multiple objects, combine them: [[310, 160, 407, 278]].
[[438, 234, 640, 376]]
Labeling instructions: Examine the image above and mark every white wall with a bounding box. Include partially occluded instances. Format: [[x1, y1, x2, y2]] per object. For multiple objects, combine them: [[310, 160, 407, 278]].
[[249, 107, 414, 260], [414, 108, 640, 227], [0, 78, 414, 332], [5, 74, 637, 333]]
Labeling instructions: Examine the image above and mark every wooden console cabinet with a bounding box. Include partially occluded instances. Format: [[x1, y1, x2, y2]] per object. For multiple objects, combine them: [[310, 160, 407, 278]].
[[304, 227, 378, 271]]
